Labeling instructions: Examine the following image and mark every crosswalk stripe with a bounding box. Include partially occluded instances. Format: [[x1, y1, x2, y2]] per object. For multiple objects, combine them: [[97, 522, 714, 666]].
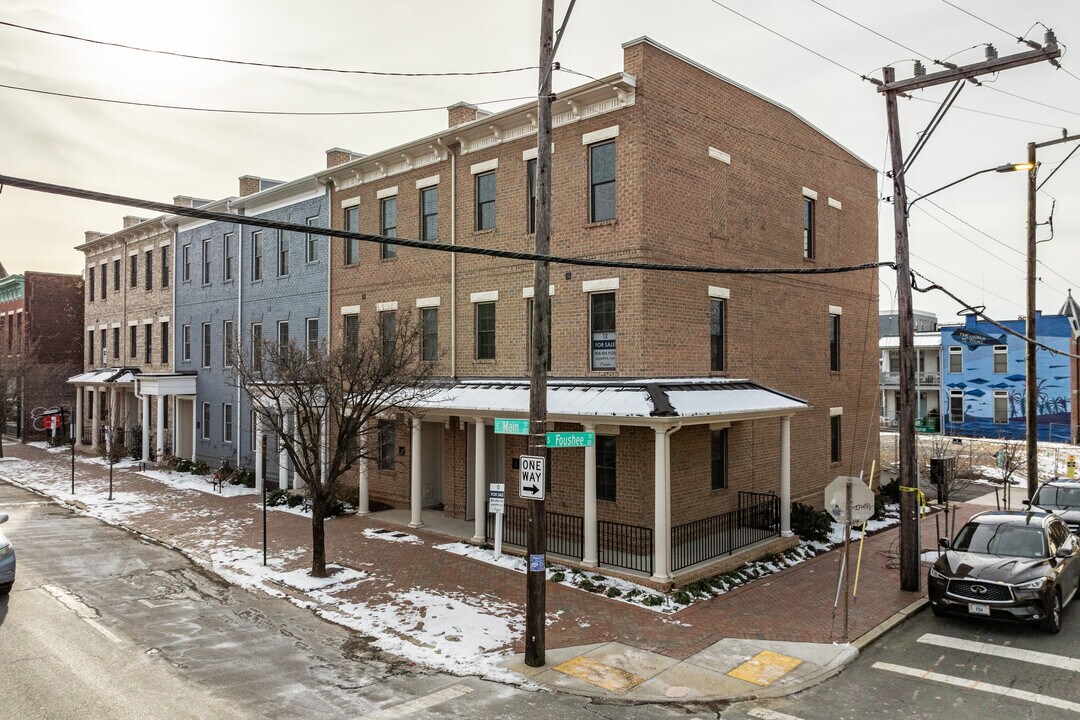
[[748, 708, 807, 720], [873, 661, 1080, 713], [918, 632, 1080, 672], [358, 684, 473, 720]]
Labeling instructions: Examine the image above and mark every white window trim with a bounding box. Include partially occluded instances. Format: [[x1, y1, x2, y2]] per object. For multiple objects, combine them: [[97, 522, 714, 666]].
[[201, 402, 210, 440], [109, 322, 121, 329], [143, 318, 153, 325], [582, 278, 619, 293], [376, 301, 398, 312], [470, 290, 499, 303], [158, 315, 170, 323], [470, 158, 499, 175], [376, 185, 398, 200], [415, 174, 439, 189], [830, 407, 843, 417], [127, 320, 139, 327], [707, 147, 731, 164], [829, 305, 843, 315], [339, 305, 360, 315], [708, 286, 730, 300], [522, 285, 556, 299], [128, 250, 138, 257], [828, 197, 842, 210], [521, 145, 553, 161], [340, 196, 361, 209], [802, 187, 819, 200], [581, 125, 619, 145], [416, 296, 441, 308]]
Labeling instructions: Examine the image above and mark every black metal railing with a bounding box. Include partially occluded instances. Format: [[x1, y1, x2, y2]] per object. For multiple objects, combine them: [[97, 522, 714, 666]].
[[486, 505, 584, 559], [598, 520, 653, 574], [671, 493, 781, 572]]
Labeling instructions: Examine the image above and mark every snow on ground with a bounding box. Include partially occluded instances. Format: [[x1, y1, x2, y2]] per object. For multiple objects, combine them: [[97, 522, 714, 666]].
[[363, 528, 422, 544], [138, 468, 259, 498]]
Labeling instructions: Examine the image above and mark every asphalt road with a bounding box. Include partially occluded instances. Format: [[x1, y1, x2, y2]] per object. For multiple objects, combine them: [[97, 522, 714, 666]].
[[0, 479, 718, 720]]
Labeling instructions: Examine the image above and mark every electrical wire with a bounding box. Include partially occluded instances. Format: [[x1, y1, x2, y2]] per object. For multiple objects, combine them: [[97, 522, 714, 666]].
[[0, 81, 535, 116], [908, 96, 1066, 130], [0, 19, 538, 78], [809, 0, 932, 61], [937, 0, 1016, 40], [1036, 141, 1080, 191], [909, 249, 1021, 310], [0, 173, 891, 277]]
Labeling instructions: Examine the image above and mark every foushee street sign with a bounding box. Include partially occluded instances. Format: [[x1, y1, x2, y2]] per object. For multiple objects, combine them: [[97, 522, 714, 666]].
[[519, 455, 545, 500], [824, 476, 875, 524]]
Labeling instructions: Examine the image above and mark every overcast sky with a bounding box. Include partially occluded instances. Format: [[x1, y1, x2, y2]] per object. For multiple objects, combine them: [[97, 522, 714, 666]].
[[1, 0, 1077, 325]]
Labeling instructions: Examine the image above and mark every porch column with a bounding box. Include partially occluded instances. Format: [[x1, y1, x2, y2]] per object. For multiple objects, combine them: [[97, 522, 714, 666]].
[[651, 426, 671, 583], [291, 414, 304, 490], [357, 436, 370, 515], [278, 412, 290, 489], [190, 400, 197, 462], [90, 389, 99, 450], [409, 418, 423, 528], [171, 396, 179, 457], [472, 417, 486, 543], [74, 387, 83, 445], [320, 414, 328, 485], [254, 414, 264, 492], [108, 387, 118, 453], [582, 422, 598, 567], [155, 394, 166, 461], [780, 416, 792, 537], [141, 393, 151, 462]]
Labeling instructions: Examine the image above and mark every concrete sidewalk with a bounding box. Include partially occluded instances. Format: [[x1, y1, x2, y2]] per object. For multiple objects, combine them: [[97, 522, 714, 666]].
[[0, 441, 974, 703]]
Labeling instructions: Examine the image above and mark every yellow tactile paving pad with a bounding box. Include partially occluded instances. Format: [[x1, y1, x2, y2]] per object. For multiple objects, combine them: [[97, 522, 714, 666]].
[[553, 656, 647, 693], [726, 650, 804, 687]]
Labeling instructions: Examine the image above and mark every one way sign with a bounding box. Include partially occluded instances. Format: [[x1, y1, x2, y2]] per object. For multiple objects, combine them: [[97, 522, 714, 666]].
[[519, 455, 545, 500]]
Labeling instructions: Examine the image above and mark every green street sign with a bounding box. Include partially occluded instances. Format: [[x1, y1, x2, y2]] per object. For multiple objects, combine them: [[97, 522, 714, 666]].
[[546, 432, 595, 448], [494, 418, 530, 435]]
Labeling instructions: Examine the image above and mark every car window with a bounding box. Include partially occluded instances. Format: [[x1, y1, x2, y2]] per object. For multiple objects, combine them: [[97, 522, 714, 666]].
[[1035, 486, 1080, 509], [953, 522, 1048, 558], [1061, 488, 1080, 508], [1049, 521, 1071, 552]]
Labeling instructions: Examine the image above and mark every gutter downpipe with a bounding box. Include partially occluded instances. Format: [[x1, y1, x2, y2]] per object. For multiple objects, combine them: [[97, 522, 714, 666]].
[[235, 208, 243, 467], [436, 138, 457, 379]]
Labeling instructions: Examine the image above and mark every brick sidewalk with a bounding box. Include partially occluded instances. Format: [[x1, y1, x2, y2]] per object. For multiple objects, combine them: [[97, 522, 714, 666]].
[[1, 441, 979, 659]]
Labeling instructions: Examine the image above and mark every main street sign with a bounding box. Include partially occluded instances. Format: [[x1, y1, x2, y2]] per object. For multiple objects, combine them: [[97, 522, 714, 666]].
[[494, 418, 530, 435], [519, 455, 545, 500], [545, 432, 595, 448]]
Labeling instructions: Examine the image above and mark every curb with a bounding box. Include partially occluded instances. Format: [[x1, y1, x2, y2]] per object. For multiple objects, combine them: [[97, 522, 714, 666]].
[[851, 597, 929, 651]]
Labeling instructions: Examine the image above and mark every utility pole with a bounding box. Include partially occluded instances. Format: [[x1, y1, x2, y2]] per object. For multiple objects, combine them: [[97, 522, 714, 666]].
[[526, 0, 554, 668], [878, 41, 1060, 591]]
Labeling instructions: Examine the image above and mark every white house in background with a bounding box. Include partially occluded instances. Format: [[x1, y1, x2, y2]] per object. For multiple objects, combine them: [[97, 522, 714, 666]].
[[879, 332, 943, 431]]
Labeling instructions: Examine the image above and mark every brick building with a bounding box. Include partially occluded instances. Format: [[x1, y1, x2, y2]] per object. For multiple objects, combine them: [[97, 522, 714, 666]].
[[316, 37, 880, 586], [0, 270, 84, 441]]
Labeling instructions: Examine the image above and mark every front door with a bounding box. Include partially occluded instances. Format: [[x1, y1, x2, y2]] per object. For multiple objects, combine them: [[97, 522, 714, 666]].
[[420, 421, 443, 508], [465, 424, 504, 520]]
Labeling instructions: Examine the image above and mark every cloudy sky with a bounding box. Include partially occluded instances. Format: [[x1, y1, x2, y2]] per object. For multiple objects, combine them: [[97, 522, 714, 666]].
[[1, 0, 1077, 323]]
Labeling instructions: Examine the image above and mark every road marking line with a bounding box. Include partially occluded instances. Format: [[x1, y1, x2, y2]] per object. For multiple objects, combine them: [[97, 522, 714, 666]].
[[873, 661, 1080, 713], [83, 617, 124, 643], [42, 584, 122, 644], [748, 708, 807, 720], [357, 684, 473, 719], [918, 632, 1080, 672]]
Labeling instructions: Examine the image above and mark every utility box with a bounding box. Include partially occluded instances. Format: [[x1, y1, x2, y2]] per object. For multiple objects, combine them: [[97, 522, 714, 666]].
[[930, 456, 957, 503]]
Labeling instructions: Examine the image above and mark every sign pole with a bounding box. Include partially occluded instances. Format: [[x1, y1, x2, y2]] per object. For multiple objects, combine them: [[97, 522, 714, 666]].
[[842, 477, 852, 643], [70, 410, 75, 495]]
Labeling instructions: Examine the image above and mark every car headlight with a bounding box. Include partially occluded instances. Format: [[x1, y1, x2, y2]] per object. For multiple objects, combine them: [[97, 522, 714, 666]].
[[0, 544, 11, 561], [1015, 577, 1047, 590], [929, 566, 948, 580]]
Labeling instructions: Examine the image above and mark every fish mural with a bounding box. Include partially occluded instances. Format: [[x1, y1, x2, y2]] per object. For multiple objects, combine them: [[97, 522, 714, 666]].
[[1005, 374, 1026, 382], [951, 327, 1006, 349]]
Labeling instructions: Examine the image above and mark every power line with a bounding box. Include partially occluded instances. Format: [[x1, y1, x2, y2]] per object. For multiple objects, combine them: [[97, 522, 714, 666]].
[[0, 173, 891, 277], [809, 0, 931, 61], [983, 85, 1080, 119], [1036, 140, 1080, 191], [909, 95, 1066, 130], [909, 249, 1022, 310], [937, 0, 1016, 40], [0, 81, 534, 116], [0, 19, 538, 78]]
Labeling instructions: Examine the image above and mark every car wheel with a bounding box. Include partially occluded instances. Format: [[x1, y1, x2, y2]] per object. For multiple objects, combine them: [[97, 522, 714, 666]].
[[930, 603, 946, 617], [1041, 588, 1063, 634]]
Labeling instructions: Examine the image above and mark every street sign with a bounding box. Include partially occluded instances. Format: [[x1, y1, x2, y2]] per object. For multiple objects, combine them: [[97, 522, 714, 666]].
[[519, 455, 545, 500], [824, 476, 875, 524], [495, 418, 530, 435], [545, 432, 595, 448], [488, 483, 505, 513], [1069, 455, 1076, 479]]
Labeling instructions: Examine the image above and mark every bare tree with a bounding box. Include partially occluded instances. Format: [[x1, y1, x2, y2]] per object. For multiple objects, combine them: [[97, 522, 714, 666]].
[[921, 434, 976, 539], [0, 341, 43, 458], [991, 439, 1027, 510], [234, 311, 437, 577]]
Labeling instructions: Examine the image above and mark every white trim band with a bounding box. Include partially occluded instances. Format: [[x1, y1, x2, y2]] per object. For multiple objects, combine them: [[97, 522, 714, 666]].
[[376, 301, 398, 312], [802, 187, 819, 200], [416, 296, 441, 308], [522, 285, 556, 299], [582, 277, 620, 293], [829, 305, 843, 315], [828, 197, 842, 210], [582, 125, 619, 145], [340, 196, 361, 209], [708, 147, 731, 164], [470, 158, 499, 175], [415, 174, 439, 190], [708, 286, 731, 300], [339, 305, 360, 315], [470, 290, 499, 303], [376, 186, 398, 200], [830, 407, 843, 416]]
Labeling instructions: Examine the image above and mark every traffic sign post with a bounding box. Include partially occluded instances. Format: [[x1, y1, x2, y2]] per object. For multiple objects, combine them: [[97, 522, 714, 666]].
[[519, 456, 545, 500], [825, 476, 875, 642], [545, 432, 594, 448], [489, 483, 505, 558], [495, 418, 530, 435]]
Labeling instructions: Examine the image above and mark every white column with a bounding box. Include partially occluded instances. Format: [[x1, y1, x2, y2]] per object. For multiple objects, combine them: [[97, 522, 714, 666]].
[[91, 390, 100, 449], [472, 418, 486, 543], [651, 426, 671, 583], [254, 413, 264, 492], [291, 414, 304, 490], [141, 393, 151, 462], [409, 418, 423, 528], [190, 399, 198, 462], [155, 394, 165, 461], [108, 387, 118, 454], [780, 416, 792, 537], [357, 438, 370, 515], [320, 414, 328, 485], [278, 413, 290, 489], [582, 422, 598, 567], [75, 387, 83, 445], [171, 396, 179, 457]]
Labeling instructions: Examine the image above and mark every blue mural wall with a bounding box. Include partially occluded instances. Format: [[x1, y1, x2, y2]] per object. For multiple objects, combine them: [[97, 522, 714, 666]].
[[940, 313, 1074, 442]]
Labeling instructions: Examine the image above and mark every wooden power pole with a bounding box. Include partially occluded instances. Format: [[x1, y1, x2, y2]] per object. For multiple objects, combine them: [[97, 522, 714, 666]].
[[878, 42, 1060, 591]]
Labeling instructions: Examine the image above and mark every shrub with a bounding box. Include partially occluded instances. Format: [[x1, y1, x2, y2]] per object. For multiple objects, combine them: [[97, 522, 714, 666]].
[[576, 578, 597, 593], [286, 492, 304, 508], [605, 586, 622, 598], [879, 477, 901, 503], [642, 595, 664, 607], [266, 489, 288, 507], [625, 588, 641, 599], [176, 458, 194, 473], [191, 461, 210, 476], [550, 571, 566, 583], [790, 502, 832, 543], [672, 590, 693, 605]]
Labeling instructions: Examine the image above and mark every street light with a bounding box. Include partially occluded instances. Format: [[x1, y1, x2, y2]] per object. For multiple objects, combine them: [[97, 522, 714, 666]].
[[907, 162, 1032, 215]]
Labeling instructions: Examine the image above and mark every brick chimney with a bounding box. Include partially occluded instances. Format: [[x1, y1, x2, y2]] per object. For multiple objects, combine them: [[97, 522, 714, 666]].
[[238, 175, 263, 197], [122, 215, 148, 228], [448, 101, 481, 128], [84, 231, 105, 244], [326, 147, 363, 168], [173, 195, 194, 208]]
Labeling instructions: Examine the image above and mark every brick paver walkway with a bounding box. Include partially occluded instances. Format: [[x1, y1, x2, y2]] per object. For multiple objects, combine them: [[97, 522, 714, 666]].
[[1, 441, 981, 660]]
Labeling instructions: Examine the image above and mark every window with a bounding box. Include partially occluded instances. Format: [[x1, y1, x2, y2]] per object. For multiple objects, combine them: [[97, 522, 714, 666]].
[[597, 435, 616, 501], [589, 141, 616, 222], [113, 259, 120, 291], [100, 329, 106, 364], [201, 238, 211, 285], [277, 231, 289, 276], [100, 265, 107, 300], [144, 323, 152, 364], [948, 345, 963, 373], [130, 255, 138, 288], [803, 196, 815, 259], [525, 297, 551, 371], [994, 391, 1009, 424], [277, 321, 289, 349], [380, 197, 397, 259], [950, 390, 964, 423], [590, 292, 616, 370], [379, 311, 396, 358], [201, 322, 211, 368], [305, 216, 319, 263], [182, 324, 191, 362], [421, 307, 438, 362], [223, 320, 234, 367], [993, 344, 1008, 373], [182, 244, 191, 282], [88, 268, 95, 302], [161, 248, 169, 288], [201, 402, 210, 440], [252, 231, 263, 281], [829, 313, 841, 372], [526, 158, 537, 234], [129, 324, 137, 359], [251, 323, 262, 366], [475, 171, 496, 230], [160, 321, 169, 364], [112, 327, 120, 361], [87, 330, 94, 364], [222, 404, 233, 443], [711, 428, 728, 490], [306, 318, 319, 355], [475, 302, 495, 360], [830, 414, 842, 463], [223, 233, 234, 281], [145, 249, 153, 291], [378, 420, 395, 470], [420, 187, 438, 242], [343, 314, 359, 351], [344, 206, 360, 265], [710, 299, 725, 372]]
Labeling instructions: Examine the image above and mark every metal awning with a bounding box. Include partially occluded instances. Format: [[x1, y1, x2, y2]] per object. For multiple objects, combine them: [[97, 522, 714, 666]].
[[68, 368, 138, 385]]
